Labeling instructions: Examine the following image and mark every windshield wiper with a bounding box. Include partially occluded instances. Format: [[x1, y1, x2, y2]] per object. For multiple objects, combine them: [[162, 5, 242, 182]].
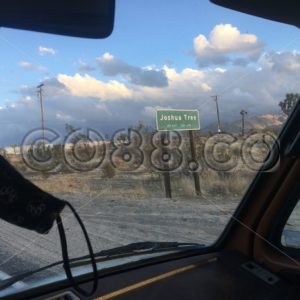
[[0, 241, 204, 292], [70, 241, 204, 267], [89, 241, 202, 257]]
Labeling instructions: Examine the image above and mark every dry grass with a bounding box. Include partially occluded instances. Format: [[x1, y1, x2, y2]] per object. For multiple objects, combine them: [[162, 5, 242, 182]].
[[14, 165, 256, 200], [200, 170, 254, 197], [30, 172, 151, 199], [170, 170, 253, 198], [5, 135, 265, 200]]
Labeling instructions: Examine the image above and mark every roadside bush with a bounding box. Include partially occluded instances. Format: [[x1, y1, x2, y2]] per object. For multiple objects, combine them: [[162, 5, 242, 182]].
[[200, 170, 253, 197], [101, 162, 116, 178]]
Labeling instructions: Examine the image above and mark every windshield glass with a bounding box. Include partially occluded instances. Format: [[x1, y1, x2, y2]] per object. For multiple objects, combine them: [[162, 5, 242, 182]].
[[0, 0, 298, 292]]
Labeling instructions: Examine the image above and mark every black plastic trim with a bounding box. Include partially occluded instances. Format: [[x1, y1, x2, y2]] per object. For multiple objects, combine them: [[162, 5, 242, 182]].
[[0, 247, 216, 300], [268, 181, 300, 257]]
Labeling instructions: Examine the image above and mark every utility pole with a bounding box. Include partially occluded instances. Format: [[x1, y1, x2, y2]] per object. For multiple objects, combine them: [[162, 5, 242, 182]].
[[212, 95, 222, 133], [240, 109, 247, 136], [37, 83, 45, 150]]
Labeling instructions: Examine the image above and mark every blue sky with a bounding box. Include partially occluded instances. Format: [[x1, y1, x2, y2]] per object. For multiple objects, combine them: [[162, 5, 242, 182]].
[[0, 0, 300, 145]]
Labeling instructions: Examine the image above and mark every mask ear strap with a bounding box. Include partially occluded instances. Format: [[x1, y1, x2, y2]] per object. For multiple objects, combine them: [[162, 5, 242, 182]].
[[56, 202, 98, 297]]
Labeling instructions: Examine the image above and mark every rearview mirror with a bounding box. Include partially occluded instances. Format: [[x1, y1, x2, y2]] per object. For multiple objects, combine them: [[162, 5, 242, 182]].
[[0, 0, 115, 38]]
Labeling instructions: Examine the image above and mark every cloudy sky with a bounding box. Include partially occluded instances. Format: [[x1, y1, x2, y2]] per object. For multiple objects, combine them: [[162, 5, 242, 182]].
[[1, 0, 300, 146]]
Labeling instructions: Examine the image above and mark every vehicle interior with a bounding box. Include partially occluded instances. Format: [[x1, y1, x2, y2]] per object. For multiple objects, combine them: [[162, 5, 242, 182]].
[[0, 0, 300, 299]]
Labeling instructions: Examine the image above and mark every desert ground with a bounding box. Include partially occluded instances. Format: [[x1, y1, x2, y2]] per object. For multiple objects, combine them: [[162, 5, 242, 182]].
[[0, 138, 272, 288], [0, 171, 242, 284]]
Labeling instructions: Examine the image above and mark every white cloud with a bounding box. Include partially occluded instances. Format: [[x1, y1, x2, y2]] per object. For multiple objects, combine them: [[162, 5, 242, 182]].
[[194, 24, 264, 67], [4, 45, 300, 146], [210, 24, 258, 52], [101, 52, 114, 61], [57, 73, 133, 100], [97, 53, 169, 87], [135, 66, 211, 99], [19, 61, 47, 72], [77, 59, 96, 72], [56, 112, 72, 121], [143, 105, 172, 118], [260, 51, 300, 72], [215, 68, 227, 73], [38, 46, 57, 56]]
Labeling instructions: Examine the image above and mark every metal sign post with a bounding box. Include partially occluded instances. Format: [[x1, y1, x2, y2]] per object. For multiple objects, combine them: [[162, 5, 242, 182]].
[[189, 130, 201, 196], [161, 131, 172, 198]]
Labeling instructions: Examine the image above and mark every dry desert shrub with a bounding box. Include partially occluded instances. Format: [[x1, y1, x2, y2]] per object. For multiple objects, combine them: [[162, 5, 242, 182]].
[[200, 170, 253, 197], [101, 162, 116, 178]]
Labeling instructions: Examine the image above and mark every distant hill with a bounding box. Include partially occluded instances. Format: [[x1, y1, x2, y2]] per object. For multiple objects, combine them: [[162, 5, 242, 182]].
[[203, 114, 287, 134]]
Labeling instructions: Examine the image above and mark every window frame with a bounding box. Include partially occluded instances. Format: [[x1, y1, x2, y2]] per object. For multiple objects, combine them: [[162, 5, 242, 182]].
[[268, 179, 300, 257]]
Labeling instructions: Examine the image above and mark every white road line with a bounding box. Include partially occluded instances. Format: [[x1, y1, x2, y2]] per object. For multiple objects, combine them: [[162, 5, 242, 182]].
[[0, 270, 26, 288]]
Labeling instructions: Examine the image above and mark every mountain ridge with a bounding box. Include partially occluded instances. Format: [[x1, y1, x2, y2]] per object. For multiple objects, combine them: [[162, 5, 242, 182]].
[[203, 113, 287, 133]]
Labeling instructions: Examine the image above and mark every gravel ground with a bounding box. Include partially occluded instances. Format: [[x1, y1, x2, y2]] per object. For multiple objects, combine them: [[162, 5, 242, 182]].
[[0, 193, 239, 279]]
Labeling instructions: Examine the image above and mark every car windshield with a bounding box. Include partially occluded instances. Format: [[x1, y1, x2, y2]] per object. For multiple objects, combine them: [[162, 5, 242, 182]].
[[0, 0, 298, 293]]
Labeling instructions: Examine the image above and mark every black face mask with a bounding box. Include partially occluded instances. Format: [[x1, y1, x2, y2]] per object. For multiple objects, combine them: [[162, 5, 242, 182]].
[[0, 155, 98, 297], [0, 155, 65, 234]]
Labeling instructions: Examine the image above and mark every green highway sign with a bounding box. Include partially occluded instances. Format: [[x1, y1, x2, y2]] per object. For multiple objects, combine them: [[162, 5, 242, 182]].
[[156, 109, 200, 131]]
